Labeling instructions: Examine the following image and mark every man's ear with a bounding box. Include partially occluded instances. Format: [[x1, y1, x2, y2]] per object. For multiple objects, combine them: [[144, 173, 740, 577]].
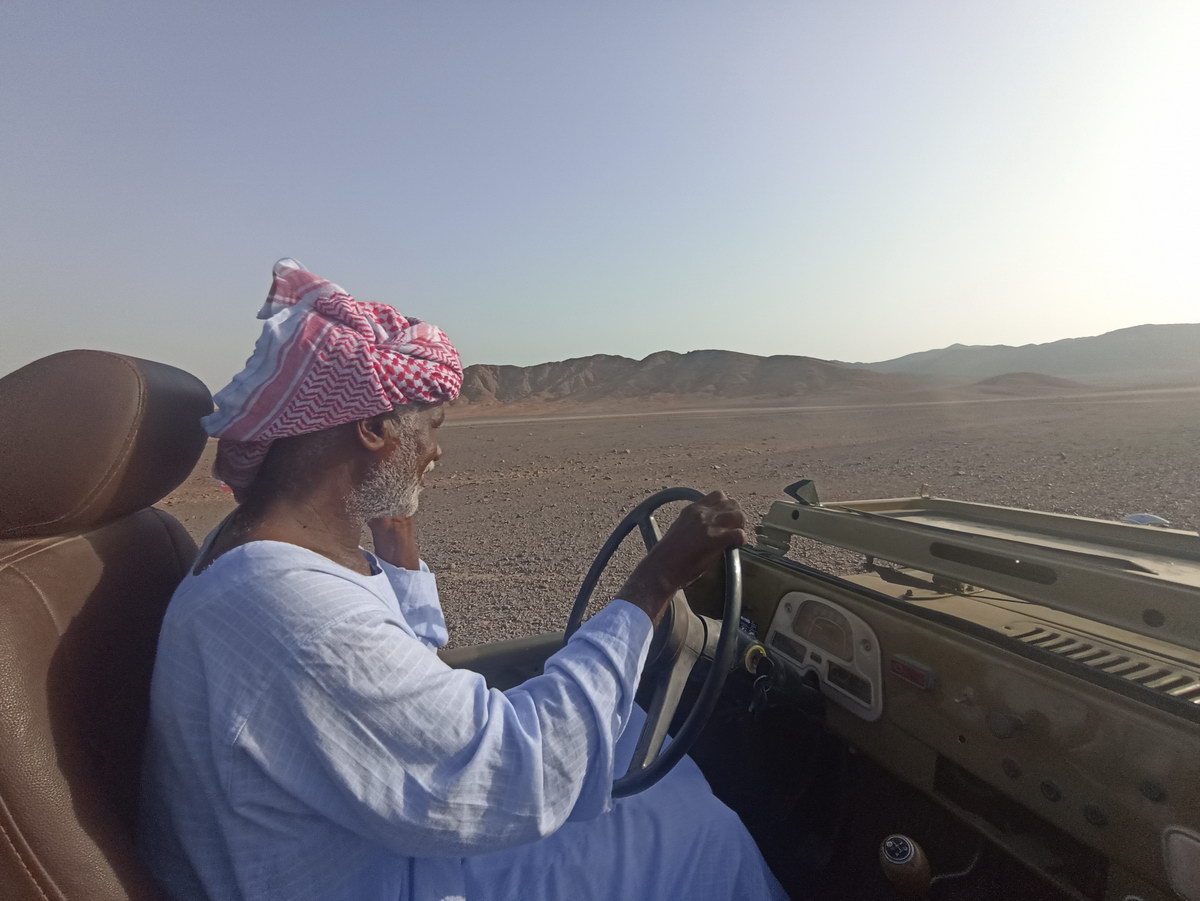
[[355, 413, 393, 452]]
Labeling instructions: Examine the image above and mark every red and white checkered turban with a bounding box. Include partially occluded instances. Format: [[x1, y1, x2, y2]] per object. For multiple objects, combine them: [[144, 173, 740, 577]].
[[204, 259, 462, 492]]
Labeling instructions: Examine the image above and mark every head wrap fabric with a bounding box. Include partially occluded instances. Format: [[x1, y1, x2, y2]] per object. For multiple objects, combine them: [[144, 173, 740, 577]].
[[203, 258, 462, 492]]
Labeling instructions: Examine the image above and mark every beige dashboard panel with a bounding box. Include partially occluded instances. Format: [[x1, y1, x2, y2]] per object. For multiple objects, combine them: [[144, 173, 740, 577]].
[[740, 551, 1200, 898]]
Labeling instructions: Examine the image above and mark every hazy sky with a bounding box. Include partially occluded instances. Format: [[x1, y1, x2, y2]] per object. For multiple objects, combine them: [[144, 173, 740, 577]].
[[2, 1, 1197, 389]]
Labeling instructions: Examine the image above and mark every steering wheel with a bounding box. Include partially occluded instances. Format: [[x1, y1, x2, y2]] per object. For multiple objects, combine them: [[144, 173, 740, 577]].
[[564, 487, 743, 798]]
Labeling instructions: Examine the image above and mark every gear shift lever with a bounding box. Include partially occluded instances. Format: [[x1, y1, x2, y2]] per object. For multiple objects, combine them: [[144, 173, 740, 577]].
[[879, 834, 932, 900]]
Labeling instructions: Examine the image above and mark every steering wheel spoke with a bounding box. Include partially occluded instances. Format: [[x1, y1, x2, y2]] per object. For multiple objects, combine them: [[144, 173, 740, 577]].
[[627, 642, 699, 773], [697, 614, 725, 661], [564, 487, 743, 799]]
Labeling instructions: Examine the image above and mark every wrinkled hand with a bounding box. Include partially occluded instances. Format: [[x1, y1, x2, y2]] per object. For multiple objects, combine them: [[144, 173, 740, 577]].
[[369, 516, 420, 571], [619, 491, 747, 626]]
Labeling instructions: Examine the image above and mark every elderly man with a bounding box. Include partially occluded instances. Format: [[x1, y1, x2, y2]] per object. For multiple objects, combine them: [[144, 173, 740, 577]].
[[137, 260, 787, 901]]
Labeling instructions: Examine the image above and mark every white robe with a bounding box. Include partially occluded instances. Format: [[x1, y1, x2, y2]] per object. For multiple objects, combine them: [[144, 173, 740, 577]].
[[137, 538, 787, 901]]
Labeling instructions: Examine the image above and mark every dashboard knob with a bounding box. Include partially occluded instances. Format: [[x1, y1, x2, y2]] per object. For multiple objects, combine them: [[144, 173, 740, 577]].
[[986, 711, 1023, 740]]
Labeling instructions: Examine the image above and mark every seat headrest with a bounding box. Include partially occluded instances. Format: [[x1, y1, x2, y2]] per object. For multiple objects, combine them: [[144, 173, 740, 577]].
[[0, 350, 213, 539]]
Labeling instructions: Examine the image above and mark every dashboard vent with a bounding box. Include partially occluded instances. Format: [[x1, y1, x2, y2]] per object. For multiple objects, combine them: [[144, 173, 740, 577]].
[[1005, 623, 1200, 705]]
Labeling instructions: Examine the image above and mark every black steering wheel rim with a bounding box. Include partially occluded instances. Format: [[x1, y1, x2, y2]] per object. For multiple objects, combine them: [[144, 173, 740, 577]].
[[565, 487, 743, 798]]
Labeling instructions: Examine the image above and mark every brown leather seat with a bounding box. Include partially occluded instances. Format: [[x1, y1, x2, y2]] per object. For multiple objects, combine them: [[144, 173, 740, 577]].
[[0, 350, 212, 901]]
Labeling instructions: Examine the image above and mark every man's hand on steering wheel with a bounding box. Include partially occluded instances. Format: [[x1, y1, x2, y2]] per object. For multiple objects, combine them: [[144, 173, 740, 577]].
[[567, 487, 746, 795], [618, 491, 748, 628]]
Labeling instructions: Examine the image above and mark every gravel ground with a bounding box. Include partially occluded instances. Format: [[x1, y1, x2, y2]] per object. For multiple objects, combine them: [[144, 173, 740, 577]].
[[165, 389, 1200, 647]]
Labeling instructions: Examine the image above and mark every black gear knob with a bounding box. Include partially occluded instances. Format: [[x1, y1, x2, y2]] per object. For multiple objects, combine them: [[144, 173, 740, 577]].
[[879, 834, 931, 900]]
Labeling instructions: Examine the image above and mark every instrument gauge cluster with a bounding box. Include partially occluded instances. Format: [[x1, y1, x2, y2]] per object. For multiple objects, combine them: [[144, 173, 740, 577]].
[[792, 599, 855, 662], [766, 592, 883, 721]]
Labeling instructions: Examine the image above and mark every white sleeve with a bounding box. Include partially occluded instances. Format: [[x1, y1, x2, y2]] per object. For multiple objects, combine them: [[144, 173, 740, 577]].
[[375, 556, 448, 649], [233, 598, 653, 858]]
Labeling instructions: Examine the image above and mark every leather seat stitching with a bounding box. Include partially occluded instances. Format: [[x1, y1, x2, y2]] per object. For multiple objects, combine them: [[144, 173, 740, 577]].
[[19, 353, 144, 534], [0, 794, 55, 901], [9, 565, 66, 634], [0, 536, 78, 573], [37, 355, 144, 535]]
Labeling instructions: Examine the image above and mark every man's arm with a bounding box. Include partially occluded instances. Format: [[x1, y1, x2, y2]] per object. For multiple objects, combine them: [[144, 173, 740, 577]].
[[235, 593, 652, 858], [616, 491, 747, 627], [237, 494, 747, 858]]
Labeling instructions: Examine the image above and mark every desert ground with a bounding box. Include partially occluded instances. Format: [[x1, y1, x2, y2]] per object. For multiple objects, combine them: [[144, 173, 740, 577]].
[[165, 388, 1200, 647]]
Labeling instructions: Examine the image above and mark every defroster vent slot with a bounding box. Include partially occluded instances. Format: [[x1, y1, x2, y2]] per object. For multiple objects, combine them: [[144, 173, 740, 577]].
[[1005, 622, 1200, 705]]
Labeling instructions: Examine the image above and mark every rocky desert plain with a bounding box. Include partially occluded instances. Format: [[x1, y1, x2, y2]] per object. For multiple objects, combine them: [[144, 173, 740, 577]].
[[164, 328, 1200, 648]]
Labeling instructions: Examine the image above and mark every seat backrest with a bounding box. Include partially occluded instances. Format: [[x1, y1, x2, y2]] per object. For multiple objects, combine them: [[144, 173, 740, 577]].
[[0, 350, 212, 900]]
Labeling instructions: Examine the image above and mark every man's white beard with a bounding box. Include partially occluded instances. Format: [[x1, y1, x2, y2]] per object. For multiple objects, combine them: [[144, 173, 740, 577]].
[[347, 444, 430, 521]]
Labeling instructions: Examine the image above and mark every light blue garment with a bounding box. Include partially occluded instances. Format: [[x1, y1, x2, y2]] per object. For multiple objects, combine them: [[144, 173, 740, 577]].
[[463, 703, 790, 901], [137, 538, 786, 901]]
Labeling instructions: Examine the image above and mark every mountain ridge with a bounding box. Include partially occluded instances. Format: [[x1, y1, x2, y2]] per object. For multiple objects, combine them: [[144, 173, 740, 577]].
[[457, 349, 902, 406], [849, 323, 1199, 384], [455, 323, 1199, 410]]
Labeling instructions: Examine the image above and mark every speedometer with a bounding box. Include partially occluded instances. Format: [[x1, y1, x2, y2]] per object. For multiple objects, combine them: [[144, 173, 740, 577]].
[[768, 592, 882, 721], [793, 600, 854, 662]]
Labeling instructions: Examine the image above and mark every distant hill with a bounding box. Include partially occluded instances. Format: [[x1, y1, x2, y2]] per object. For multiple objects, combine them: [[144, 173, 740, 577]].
[[453, 323, 1198, 415], [852, 323, 1200, 386], [457, 350, 907, 407]]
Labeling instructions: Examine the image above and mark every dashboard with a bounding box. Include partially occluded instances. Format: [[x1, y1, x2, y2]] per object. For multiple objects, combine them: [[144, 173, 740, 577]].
[[722, 547, 1200, 901]]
